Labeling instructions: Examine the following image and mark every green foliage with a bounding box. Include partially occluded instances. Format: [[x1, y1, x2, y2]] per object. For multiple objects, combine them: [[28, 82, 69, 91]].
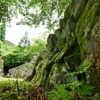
[[3, 53, 32, 69], [1, 38, 46, 69], [48, 60, 95, 100], [48, 81, 95, 100], [0, 0, 71, 29], [0, 0, 17, 22], [67, 59, 92, 77], [1, 44, 32, 68], [48, 83, 72, 100], [5, 40, 15, 46], [77, 59, 92, 73], [1, 44, 15, 56], [32, 38, 46, 52], [0, 23, 5, 42], [0, 78, 32, 100], [76, 84, 95, 98], [0, 92, 18, 100], [17, 0, 71, 29], [0, 77, 47, 100], [0, 77, 31, 92]]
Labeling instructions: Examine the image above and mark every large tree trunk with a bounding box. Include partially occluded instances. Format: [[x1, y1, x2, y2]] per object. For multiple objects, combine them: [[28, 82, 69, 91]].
[[25, 0, 100, 94]]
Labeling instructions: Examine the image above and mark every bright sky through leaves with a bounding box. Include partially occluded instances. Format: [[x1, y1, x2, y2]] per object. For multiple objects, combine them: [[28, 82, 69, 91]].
[[5, 16, 48, 45]]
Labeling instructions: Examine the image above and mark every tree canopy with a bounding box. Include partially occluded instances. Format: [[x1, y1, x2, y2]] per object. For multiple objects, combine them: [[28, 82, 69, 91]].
[[0, 0, 17, 23], [0, 0, 71, 29], [0, 23, 5, 42]]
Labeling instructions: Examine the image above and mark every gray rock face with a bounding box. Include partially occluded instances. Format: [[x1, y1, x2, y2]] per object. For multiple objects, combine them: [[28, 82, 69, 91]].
[[47, 34, 57, 52], [7, 62, 32, 78], [7, 56, 37, 79]]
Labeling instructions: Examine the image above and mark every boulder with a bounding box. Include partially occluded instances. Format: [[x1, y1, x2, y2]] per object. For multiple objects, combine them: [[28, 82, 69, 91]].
[[7, 56, 37, 79]]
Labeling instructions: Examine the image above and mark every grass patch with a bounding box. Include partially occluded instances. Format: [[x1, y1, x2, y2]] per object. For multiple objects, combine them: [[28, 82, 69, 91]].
[[0, 77, 31, 91]]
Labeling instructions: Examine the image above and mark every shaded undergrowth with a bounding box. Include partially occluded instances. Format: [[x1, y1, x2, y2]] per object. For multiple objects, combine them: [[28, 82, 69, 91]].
[[0, 77, 47, 100], [0, 59, 99, 100]]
